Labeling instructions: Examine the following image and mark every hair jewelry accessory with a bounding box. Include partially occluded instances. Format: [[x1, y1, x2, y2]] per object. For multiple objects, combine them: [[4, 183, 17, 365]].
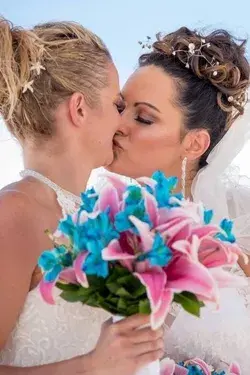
[[22, 45, 46, 94]]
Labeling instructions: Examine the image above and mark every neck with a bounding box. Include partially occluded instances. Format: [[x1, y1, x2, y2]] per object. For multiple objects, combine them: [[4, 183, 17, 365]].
[[23, 144, 93, 196]]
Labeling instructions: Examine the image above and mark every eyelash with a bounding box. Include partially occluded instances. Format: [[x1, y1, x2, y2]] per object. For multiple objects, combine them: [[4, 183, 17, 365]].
[[115, 103, 125, 114], [135, 116, 154, 125]]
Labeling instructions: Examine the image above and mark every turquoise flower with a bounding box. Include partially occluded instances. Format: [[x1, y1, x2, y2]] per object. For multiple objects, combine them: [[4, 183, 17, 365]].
[[83, 251, 109, 278], [80, 187, 98, 213], [38, 246, 73, 283], [137, 233, 172, 267], [115, 185, 152, 233], [151, 171, 182, 208], [204, 209, 213, 224], [73, 211, 119, 278], [58, 215, 76, 240], [74, 211, 118, 251], [44, 264, 63, 282], [216, 219, 236, 243]]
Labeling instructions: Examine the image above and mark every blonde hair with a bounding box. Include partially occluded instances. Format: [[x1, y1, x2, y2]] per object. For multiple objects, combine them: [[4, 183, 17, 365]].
[[0, 18, 112, 140]]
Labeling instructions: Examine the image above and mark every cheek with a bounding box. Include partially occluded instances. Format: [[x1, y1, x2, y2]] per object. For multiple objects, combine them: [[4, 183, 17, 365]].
[[95, 109, 120, 147], [131, 126, 180, 156]]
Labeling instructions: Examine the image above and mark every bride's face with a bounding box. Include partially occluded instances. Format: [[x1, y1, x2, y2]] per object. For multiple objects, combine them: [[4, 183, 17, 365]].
[[108, 65, 185, 179]]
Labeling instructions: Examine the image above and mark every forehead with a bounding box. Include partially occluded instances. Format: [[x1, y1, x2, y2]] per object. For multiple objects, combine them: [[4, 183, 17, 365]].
[[107, 62, 120, 91], [122, 65, 176, 108]]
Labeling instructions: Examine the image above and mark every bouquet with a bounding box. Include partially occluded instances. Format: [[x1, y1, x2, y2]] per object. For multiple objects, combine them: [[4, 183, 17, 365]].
[[38, 171, 246, 375], [161, 357, 241, 375]]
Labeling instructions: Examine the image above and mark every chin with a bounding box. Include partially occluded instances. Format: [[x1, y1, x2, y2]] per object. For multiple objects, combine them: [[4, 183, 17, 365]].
[[100, 149, 115, 169]]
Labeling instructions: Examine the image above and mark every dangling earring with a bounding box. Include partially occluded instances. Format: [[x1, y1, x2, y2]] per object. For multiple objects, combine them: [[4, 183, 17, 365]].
[[181, 157, 187, 198]]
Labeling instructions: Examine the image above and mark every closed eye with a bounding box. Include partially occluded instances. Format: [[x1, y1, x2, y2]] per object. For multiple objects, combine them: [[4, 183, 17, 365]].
[[135, 116, 153, 125]]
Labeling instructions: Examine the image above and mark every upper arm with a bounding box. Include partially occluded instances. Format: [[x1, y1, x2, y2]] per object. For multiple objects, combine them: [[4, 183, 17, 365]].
[[0, 192, 39, 349]]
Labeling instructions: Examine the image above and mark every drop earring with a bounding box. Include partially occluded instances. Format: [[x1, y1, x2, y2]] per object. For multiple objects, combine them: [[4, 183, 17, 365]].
[[181, 157, 187, 198]]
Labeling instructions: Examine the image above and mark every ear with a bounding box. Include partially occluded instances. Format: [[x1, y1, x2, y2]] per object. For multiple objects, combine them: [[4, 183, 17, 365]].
[[182, 129, 211, 161], [68, 92, 87, 128]]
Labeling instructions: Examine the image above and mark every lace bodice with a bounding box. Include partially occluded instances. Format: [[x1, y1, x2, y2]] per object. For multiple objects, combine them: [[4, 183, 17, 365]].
[[0, 285, 109, 366]]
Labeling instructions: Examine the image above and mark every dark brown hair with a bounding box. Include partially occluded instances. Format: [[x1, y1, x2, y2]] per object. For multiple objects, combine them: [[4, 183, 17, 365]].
[[139, 27, 250, 169], [0, 18, 112, 141]]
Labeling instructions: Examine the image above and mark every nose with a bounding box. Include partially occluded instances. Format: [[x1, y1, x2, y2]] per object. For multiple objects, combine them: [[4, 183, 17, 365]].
[[116, 109, 131, 137]]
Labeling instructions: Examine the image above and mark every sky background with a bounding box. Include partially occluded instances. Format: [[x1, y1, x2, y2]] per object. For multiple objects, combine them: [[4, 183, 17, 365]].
[[0, 0, 250, 187]]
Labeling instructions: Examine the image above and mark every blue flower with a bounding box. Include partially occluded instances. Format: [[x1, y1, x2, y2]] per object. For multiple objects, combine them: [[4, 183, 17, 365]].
[[115, 185, 152, 233], [58, 215, 76, 239], [44, 264, 63, 282], [80, 188, 98, 213], [216, 218, 236, 243], [137, 232, 172, 267], [38, 246, 72, 282], [204, 209, 213, 224], [151, 171, 182, 208], [74, 211, 119, 251], [72, 211, 119, 278], [83, 252, 109, 278], [38, 250, 59, 272]]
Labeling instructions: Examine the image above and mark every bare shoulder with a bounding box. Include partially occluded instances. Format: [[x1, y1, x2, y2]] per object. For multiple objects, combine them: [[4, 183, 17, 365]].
[[0, 182, 44, 348], [0, 181, 35, 231]]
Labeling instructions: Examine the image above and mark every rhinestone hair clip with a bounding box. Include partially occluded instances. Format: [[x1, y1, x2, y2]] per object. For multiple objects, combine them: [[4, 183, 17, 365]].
[[171, 38, 219, 73]]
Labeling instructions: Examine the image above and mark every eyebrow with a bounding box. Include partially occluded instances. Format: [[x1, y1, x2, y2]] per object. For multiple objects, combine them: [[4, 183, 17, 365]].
[[120, 93, 161, 113], [134, 102, 161, 113]]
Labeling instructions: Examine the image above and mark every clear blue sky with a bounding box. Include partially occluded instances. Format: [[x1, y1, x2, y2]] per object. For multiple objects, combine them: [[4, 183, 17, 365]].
[[1, 0, 250, 83], [0, 0, 249, 187]]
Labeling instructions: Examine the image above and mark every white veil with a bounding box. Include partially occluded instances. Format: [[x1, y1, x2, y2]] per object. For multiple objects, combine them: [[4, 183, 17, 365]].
[[192, 102, 250, 253]]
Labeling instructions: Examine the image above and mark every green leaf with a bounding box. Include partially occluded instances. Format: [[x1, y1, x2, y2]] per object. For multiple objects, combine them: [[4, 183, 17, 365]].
[[107, 266, 130, 284], [116, 287, 133, 298], [117, 298, 127, 310], [60, 290, 84, 303], [87, 275, 106, 289], [106, 295, 119, 306], [56, 282, 79, 292], [173, 292, 204, 317], [118, 274, 146, 298], [139, 299, 151, 314], [131, 283, 147, 299], [127, 304, 139, 315], [106, 281, 119, 294], [94, 295, 119, 315]]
